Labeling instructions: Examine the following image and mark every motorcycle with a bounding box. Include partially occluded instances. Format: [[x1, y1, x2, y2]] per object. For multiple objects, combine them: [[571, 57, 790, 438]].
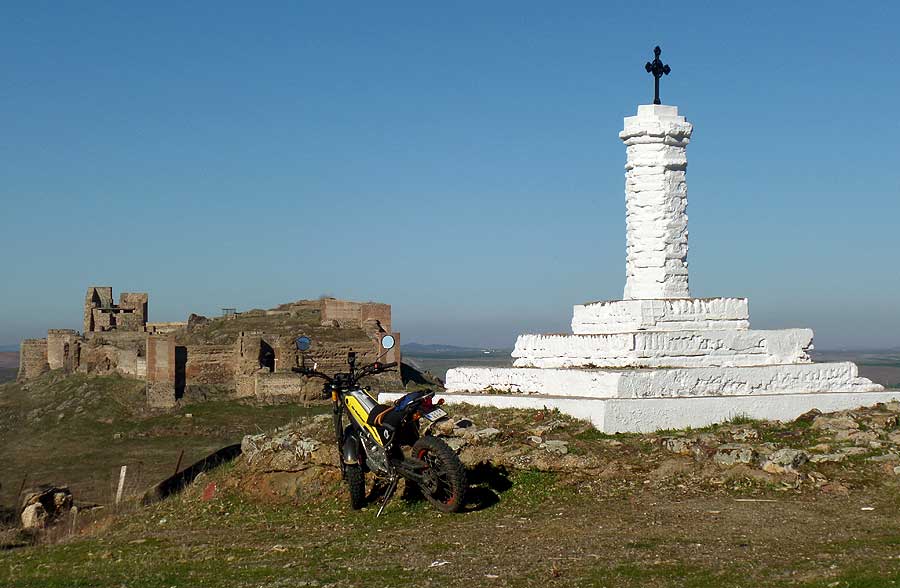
[[292, 334, 467, 516]]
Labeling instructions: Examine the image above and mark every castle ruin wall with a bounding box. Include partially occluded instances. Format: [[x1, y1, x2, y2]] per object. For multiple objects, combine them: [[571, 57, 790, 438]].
[[17, 339, 49, 382], [321, 299, 392, 332], [146, 334, 176, 408], [47, 329, 80, 372]]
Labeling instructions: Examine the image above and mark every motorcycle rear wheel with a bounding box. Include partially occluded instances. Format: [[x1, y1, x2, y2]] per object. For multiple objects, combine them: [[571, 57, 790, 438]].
[[344, 464, 366, 510], [412, 436, 467, 513]]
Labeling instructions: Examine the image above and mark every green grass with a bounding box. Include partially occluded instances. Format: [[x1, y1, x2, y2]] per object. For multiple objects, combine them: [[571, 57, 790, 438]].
[[0, 372, 326, 506]]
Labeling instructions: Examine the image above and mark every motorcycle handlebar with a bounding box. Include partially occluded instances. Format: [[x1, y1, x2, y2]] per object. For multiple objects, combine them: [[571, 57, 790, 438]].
[[292, 361, 398, 386], [291, 367, 334, 383], [358, 361, 398, 378]]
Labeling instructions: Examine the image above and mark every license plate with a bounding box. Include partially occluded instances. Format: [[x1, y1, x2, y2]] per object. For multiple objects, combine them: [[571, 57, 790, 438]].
[[423, 408, 448, 422]]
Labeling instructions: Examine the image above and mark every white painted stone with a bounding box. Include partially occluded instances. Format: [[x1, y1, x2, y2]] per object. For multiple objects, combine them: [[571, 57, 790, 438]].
[[572, 298, 749, 335], [445, 366, 621, 398], [445, 363, 882, 399], [621, 104, 693, 300], [512, 328, 812, 368], [379, 389, 900, 434], [438, 101, 884, 434]]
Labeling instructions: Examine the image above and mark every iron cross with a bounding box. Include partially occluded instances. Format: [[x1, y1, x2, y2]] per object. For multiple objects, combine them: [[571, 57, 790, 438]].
[[645, 46, 671, 105]]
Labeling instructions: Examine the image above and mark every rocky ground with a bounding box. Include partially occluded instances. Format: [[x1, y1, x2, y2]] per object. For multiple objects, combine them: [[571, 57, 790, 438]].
[[5, 379, 900, 587], [235, 401, 900, 506]]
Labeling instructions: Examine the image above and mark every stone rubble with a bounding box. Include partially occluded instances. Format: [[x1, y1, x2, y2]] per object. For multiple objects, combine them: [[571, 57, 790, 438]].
[[19, 485, 74, 529]]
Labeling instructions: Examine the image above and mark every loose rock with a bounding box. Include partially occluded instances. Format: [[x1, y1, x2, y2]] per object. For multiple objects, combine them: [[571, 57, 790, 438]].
[[810, 453, 847, 464], [470, 427, 501, 441], [761, 448, 809, 473], [20, 485, 73, 529], [713, 444, 756, 467], [866, 453, 900, 463], [540, 440, 569, 455]]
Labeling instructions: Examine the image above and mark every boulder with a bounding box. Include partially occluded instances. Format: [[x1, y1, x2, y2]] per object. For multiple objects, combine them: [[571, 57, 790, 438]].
[[812, 414, 859, 432], [186, 313, 211, 332], [662, 436, 696, 456], [469, 427, 501, 442], [540, 440, 569, 455], [20, 485, 73, 529], [810, 453, 847, 464], [713, 444, 757, 466], [20, 503, 47, 529], [761, 448, 809, 473], [866, 453, 900, 463]]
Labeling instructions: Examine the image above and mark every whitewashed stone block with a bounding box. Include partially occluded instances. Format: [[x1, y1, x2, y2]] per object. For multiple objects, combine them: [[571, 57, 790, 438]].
[[512, 328, 813, 369], [444, 363, 883, 400], [620, 104, 693, 300], [379, 390, 900, 434], [572, 298, 750, 334]]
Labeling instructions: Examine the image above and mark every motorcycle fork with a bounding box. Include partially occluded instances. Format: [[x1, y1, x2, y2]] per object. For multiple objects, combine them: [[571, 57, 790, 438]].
[[331, 390, 346, 475]]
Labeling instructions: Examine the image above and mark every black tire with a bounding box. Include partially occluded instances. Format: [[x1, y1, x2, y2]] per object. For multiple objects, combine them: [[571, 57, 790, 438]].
[[344, 464, 366, 510], [412, 436, 467, 513]]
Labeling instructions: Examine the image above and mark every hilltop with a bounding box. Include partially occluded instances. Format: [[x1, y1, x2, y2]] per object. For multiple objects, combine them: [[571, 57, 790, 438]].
[[0, 371, 325, 509], [5, 393, 900, 586]]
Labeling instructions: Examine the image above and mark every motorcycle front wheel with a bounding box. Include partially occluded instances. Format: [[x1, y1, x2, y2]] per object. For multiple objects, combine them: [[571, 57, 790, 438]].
[[412, 436, 467, 513], [344, 463, 366, 510]]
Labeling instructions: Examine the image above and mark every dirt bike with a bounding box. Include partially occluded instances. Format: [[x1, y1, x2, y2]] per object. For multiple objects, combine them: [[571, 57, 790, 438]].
[[292, 335, 467, 516]]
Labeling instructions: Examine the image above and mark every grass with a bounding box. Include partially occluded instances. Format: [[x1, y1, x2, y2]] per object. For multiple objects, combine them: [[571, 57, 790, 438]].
[[8, 468, 900, 588], [7, 377, 900, 587], [0, 372, 326, 506]]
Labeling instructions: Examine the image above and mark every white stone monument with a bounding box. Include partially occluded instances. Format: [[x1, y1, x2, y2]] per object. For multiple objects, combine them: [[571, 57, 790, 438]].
[[382, 51, 896, 433]]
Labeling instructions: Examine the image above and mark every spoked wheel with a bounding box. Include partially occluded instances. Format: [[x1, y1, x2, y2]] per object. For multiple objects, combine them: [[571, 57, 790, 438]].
[[412, 436, 467, 512], [344, 464, 367, 510]]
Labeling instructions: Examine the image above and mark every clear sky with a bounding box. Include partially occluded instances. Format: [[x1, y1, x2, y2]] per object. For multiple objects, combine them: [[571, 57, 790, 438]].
[[1, 2, 898, 350]]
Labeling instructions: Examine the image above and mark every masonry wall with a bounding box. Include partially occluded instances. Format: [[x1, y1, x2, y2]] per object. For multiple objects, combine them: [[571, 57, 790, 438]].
[[146, 322, 187, 335], [84, 287, 114, 333], [115, 348, 147, 378], [77, 331, 145, 377], [47, 329, 80, 372], [321, 299, 392, 332], [183, 344, 235, 386], [253, 372, 322, 403], [146, 335, 176, 408], [119, 293, 148, 331], [17, 339, 48, 382]]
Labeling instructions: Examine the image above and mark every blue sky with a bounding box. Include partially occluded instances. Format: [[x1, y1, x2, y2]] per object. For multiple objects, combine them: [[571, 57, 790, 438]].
[[1, 2, 898, 349]]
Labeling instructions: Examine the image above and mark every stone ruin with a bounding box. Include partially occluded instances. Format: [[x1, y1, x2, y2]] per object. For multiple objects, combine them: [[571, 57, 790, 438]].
[[383, 102, 896, 432], [18, 289, 401, 409]]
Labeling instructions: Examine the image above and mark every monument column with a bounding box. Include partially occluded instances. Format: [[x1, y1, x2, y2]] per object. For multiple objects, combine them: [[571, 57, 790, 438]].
[[620, 104, 692, 300]]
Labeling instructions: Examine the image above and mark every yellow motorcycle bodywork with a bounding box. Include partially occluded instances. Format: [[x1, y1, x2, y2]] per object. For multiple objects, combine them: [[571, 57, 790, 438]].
[[343, 388, 384, 446]]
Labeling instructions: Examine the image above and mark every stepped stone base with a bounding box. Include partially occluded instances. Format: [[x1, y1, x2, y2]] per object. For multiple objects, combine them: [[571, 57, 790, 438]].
[[414, 363, 888, 433], [513, 328, 812, 369], [572, 297, 749, 335], [445, 364, 883, 399], [380, 389, 900, 433]]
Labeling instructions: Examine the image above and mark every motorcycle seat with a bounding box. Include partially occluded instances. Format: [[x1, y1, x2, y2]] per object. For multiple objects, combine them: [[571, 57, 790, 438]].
[[366, 404, 404, 431]]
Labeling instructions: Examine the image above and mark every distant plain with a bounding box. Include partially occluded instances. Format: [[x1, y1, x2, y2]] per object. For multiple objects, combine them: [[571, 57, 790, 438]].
[[0, 352, 18, 383]]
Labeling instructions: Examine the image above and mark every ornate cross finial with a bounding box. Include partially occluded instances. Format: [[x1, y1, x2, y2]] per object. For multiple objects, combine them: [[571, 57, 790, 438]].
[[644, 46, 671, 105]]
